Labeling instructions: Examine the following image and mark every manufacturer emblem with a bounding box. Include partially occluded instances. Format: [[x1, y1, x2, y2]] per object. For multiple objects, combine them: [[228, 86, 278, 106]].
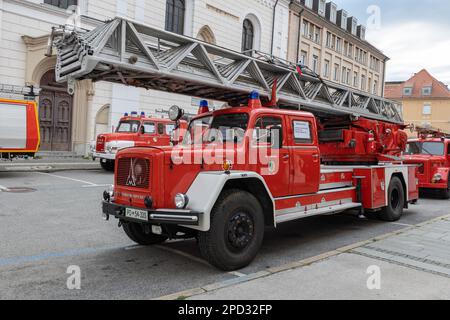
[[126, 158, 137, 187]]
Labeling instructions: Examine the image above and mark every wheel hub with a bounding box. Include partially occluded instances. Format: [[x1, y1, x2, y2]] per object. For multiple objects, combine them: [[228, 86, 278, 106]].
[[228, 212, 254, 250]]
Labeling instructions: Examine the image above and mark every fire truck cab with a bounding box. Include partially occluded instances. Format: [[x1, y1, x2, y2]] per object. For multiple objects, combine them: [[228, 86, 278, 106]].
[[102, 94, 418, 271], [404, 135, 450, 198], [94, 112, 187, 171]]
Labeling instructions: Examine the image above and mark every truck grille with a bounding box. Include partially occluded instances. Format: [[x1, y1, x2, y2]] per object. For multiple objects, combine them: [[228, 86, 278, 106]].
[[117, 158, 150, 189]]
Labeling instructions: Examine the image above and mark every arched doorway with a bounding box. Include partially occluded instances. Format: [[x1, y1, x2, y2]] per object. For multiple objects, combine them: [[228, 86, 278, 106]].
[[39, 69, 73, 151]]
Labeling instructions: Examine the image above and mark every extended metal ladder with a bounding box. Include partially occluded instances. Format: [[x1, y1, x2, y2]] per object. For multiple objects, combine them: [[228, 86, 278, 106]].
[[52, 17, 403, 124], [0, 84, 38, 101]]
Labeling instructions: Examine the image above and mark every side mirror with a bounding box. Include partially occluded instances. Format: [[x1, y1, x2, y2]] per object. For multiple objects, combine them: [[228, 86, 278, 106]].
[[169, 105, 184, 122]]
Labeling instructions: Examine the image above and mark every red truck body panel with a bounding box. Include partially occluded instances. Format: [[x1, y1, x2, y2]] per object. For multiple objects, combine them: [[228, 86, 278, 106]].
[[0, 98, 40, 156]]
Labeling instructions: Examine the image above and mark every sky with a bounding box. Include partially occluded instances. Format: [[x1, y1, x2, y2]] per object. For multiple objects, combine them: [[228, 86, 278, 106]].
[[332, 0, 450, 85]]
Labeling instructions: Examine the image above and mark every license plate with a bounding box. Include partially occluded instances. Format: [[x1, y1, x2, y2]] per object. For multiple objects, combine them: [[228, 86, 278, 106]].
[[125, 208, 148, 222]]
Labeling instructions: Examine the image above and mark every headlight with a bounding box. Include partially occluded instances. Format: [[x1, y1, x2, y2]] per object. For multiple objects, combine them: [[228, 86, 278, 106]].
[[175, 193, 189, 209], [433, 173, 443, 182], [169, 105, 184, 121]]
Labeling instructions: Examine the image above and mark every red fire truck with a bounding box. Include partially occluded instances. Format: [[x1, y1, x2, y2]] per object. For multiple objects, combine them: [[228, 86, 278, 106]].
[[52, 18, 419, 270], [94, 111, 187, 171], [0, 96, 40, 159], [404, 127, 450, 198]]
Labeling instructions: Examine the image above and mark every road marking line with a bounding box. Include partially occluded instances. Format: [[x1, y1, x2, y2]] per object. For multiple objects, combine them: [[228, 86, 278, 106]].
[[0, 245, 128, 267], [34, 172, 97, 186], [82, 184, 113, 188], [124, 245, 145, 251], [0, 185, 10, 192], [228, 271, 247, 277], [154, 245, 211, 267], [391, 222, 415, 227]]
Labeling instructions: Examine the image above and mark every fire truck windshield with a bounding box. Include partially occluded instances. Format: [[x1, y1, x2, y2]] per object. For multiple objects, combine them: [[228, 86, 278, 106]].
[[183, 113, 249, 145], [405, 142, 445, 156], [116, 120, 141, 133]]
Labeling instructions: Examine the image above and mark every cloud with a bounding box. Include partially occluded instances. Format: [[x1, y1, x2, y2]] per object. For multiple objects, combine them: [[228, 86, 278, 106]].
[[367, 21, 450, 84]]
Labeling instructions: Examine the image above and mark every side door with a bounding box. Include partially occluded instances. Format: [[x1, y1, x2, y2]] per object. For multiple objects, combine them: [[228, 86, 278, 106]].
[[156, 122, 171, 146], [288, 117, 321, 195], [251, 115, 291, 198]]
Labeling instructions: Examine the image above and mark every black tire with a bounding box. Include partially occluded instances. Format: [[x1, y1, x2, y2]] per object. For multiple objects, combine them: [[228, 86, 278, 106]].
[[100, 159, 115, 172], [122, 222, 168, 245], [198, 189, 265, 271], [379, 176, 405, 222]]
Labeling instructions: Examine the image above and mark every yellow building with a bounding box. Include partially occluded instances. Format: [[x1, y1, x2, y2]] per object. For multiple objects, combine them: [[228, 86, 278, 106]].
[[385, 69, 450, 136]]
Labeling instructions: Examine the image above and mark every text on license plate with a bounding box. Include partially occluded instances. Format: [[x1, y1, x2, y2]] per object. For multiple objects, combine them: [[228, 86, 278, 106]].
[[125, 208, 148, 222]]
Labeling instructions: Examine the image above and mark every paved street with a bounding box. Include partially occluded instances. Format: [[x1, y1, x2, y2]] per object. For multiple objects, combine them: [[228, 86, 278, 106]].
[[1, 169, 450, 300]]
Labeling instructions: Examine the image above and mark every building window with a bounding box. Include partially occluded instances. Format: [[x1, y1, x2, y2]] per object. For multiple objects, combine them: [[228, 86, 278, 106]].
[[403, 87, 412, 96], [312, 55, 319, 73], [300, 51, 308, 66], [373, 80, 378, 95], [422, 86, 432, 96], [361, 75, 366, 91], [242, 19, 254, 54], [334, 64, 340, 81], [353, 72, 359, 87], [346, 69, 351, 85], [44, 0, 77, 9], [314, 27, 321, 43], [165, 0, 185, 34], [342, 67, 346, 83], [423, 104, 432, 115], [336, 38, 342, 52], [326, 32, 332, 48], [302, 21, 309, 37], [323, 60, 330, 78]]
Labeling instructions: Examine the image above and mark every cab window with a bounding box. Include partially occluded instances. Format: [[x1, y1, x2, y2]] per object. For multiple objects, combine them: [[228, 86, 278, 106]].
[[117, 120, 140, 133], [157, 123, 165, 135], [253, 117, 283, 148], [166, 123, 176, 135], [142, 122, 156, 134], [292, 120, 313, 144]]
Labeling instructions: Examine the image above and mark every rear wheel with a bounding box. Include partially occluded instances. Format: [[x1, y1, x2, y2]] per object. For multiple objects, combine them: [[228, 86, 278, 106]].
[[100, 159, 115, 172], [122, 222, 168, 245], [379, 176, 405, 222], [198, 189, 265, 271]]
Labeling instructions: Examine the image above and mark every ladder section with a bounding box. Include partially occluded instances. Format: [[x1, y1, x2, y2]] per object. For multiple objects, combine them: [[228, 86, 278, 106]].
[[53, 17, 403, 124]]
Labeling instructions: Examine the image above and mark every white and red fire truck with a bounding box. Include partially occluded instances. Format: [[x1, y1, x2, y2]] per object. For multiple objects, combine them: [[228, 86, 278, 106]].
[[52, 18, 419, 271], [93, 111, 187, 171], [0, 89, 40, 159]]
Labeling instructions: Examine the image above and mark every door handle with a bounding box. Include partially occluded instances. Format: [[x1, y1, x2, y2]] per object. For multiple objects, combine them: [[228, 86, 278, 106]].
[[312, 154, 320, 159], [282, 154, 290, 160]]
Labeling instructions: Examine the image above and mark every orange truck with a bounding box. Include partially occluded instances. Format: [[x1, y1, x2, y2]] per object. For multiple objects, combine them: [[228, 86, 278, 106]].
[[0, 98, 40, 159]]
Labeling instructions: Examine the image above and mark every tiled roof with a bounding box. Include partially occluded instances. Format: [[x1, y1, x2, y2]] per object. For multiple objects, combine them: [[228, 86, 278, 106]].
[[385, 69, 450, 99]]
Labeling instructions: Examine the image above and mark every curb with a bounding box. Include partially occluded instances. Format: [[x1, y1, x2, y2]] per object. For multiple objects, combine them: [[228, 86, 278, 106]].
[[0, 162, 101, 173], [155, 213, 450, 300]]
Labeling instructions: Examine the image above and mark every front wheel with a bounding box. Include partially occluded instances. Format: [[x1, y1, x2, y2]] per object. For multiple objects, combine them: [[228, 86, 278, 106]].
[[122, 222, 168, 245], [198, 190, 265, 271], [100, 159, 115, 172], [379, 177, 405, 222], [440, 177, 450, 199]]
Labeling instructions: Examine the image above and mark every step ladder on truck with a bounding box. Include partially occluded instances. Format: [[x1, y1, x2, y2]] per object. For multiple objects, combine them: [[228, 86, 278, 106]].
[[0, 85, 40, 160], [50, 18, 419, 271]]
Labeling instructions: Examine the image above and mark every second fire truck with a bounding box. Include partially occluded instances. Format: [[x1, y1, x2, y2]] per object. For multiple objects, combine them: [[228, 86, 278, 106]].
[[52, 18, 419, 271], [94, 111, 187, 171]]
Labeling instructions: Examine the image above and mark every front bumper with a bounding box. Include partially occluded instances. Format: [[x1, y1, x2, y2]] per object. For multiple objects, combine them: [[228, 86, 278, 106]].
[[94, 152, 117, 161], [102, 201, 202, 226], [419, 182, 448, 190]]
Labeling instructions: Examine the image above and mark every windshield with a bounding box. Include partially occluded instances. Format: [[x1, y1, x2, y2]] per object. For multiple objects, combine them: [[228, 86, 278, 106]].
[[183, 113, 249, 145], [116, 120, 140, 133], [405, 142, 445, 156]]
